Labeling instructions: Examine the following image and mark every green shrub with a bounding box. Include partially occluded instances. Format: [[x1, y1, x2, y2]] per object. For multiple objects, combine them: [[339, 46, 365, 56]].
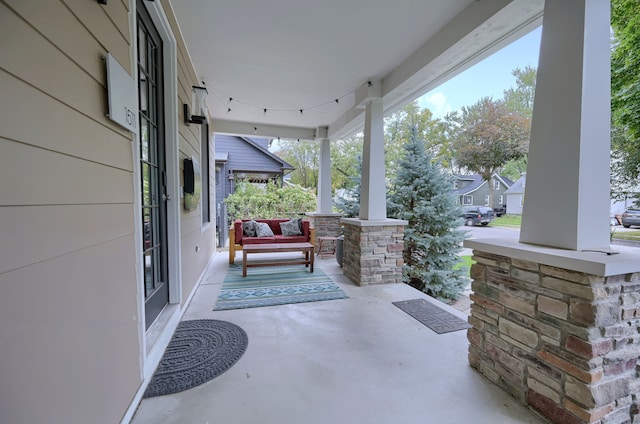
[[225, 181, 316, 220]]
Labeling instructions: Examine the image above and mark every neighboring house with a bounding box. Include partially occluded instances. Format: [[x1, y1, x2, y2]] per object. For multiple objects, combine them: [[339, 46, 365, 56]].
[[505, 173, 638, 218], [504, 173, 526, 215], [451, 174, 513, 210], [214, 135, 294, 246]]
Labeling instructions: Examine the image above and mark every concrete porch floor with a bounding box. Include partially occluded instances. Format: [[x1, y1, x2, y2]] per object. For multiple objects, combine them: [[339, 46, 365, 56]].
[[132, 251, 545, 424]]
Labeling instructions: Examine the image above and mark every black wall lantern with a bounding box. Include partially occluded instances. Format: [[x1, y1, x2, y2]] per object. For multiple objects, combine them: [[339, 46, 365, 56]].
[[184, 86, 208, 125]]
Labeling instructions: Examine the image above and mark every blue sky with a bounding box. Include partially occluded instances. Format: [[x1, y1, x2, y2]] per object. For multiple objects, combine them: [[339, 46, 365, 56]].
[[417, 27, 542, 119]]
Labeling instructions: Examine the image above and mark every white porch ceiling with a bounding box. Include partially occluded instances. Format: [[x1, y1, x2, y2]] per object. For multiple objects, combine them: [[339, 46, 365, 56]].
[[170, 0, 543, 140]]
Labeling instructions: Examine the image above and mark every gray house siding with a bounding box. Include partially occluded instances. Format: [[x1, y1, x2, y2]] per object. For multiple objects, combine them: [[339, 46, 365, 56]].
[[214, 135, 293, 246], [505, 174, 526, 215], [452, 174, 513, 211]]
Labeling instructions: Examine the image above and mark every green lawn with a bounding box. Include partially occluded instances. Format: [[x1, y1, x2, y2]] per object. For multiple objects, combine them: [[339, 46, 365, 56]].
[[455, 255, 474, 277], [488, 215, 640, 243], [490, 214, 522, 228], [611, 229, 640, 241]]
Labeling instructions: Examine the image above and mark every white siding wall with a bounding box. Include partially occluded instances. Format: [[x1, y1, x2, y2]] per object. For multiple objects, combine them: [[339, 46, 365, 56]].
[[0, 0, 216, 422]]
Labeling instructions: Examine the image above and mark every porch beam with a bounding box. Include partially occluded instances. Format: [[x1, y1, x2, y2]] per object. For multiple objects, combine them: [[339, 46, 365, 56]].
[[212, 119, 316, 141], [328, 0, 543, 138]]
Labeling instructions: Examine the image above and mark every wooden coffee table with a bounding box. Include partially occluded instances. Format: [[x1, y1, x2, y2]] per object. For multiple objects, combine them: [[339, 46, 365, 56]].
[[242, 242, 315, 277]]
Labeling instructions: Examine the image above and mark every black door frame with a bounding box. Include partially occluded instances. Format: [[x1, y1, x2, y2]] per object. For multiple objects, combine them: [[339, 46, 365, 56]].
[[137, 0, 169, 330]]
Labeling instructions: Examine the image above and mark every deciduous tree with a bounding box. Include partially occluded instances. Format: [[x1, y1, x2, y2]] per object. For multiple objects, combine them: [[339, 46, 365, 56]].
[[274, 139, 319, 188], [611, 0, 640, 190], [451, 97, 530, 206]]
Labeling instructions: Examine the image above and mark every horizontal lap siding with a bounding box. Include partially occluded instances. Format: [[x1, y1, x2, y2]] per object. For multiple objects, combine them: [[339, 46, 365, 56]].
[[0, 204, 134, 275], [0, 72, 133, 171], [0, 1, 140, 424], [0, 237, 140, 424]]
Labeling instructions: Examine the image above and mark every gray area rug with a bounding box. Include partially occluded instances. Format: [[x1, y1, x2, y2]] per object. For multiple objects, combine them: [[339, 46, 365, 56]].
[[143, 319, 248, 398], [392, 298, 471, 334]]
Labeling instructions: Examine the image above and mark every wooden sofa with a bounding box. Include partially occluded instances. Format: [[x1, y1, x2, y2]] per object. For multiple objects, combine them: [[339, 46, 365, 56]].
[[229, 218, 315, 264]]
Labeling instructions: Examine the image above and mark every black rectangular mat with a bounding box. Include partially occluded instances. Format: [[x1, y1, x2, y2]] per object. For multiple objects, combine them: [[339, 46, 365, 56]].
[[392, 298, 471, 334]]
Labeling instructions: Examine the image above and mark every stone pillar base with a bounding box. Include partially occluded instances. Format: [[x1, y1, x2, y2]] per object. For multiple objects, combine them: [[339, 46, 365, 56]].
[[341, 218, 407, 286], [305, 213, 343, 247], [465, 238, 640, 424]]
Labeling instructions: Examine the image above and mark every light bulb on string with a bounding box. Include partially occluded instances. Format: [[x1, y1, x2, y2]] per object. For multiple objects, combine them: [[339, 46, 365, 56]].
[[211, 81, 365, 119]]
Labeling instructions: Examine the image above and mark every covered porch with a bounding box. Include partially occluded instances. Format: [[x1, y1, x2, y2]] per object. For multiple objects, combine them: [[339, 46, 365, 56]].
[[132, 252, 546, 424], [3, 1, 639, 423]]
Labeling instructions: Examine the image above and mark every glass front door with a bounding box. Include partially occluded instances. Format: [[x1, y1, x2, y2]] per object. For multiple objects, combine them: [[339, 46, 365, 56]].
[[138, 2, 169, 330]]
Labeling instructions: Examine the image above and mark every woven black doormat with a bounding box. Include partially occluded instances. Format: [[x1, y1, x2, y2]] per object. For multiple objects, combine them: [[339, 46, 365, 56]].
[[144, 319, 248, 398], [393, 298, 471, 334]]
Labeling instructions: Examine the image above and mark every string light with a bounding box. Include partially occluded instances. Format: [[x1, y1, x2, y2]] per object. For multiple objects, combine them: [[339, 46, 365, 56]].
[[229, 121, 315, 143], [209, 80, 370, 118]]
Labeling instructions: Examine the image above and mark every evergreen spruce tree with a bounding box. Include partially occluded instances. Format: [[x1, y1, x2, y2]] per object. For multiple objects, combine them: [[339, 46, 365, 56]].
[[388, 128, 469, 302], [334, 155, 362, 218]]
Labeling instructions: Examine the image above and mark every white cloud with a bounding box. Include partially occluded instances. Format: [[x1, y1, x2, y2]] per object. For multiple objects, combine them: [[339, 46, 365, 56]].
[[419, 92, 453, 119]]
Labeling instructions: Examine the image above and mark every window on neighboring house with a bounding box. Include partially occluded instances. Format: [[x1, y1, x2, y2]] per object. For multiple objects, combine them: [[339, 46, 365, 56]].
[[453, 180, 458, 189], [520, 195, 525, 206], [494, 179, 500, 190], [463, 195, 473, 205], [484, 195, 489, 206], [499, 195, 503, 205]]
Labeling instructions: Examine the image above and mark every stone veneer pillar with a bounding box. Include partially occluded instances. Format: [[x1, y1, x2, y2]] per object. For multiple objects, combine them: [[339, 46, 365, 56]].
[[305, 212, 343, 247], [341, 218, 407, 286], [465, 239, 640, 424]]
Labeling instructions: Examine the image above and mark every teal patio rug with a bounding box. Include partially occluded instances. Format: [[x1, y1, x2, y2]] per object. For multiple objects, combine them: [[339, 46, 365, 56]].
[[214, 264, 348, 310]]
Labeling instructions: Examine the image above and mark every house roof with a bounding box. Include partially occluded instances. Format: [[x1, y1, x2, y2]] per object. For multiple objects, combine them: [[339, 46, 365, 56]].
[[214, 152, 229, 162], [452, 174, 485, 195], [505, 174, 526, 195], [452, 174, 514, 195], [214, 135, 294, 173]]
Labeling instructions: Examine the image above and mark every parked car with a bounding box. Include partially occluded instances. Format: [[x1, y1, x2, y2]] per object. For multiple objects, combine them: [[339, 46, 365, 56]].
[[460, 206, 495, 226], [493, 205, 507, 217], [621, 208, 640, 228]]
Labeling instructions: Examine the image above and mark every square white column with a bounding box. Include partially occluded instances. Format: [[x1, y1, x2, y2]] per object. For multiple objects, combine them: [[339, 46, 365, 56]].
[[520, 0, 611, 250]]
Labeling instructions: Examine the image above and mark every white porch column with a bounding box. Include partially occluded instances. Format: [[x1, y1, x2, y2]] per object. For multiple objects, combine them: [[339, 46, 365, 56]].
[[360, 97, 386, 220], [520, 0, 611, 250], [317, 137, 332, 214]]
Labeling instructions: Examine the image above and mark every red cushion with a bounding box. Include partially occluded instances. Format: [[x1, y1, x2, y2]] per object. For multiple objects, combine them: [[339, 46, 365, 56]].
[[242, 237, 276, 244], [274, 235, 307, 243]]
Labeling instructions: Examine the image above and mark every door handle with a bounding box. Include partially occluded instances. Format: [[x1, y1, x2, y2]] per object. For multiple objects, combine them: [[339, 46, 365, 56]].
[[162, 194, 172, 201]]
